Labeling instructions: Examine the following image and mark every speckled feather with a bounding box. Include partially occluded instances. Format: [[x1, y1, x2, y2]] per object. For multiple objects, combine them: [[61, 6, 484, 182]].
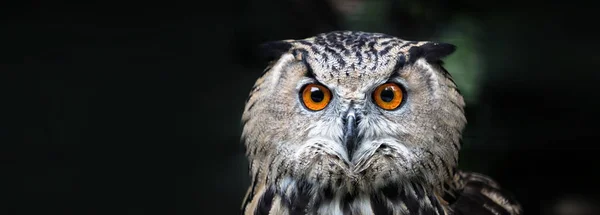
[[240, 31, 521, 215]]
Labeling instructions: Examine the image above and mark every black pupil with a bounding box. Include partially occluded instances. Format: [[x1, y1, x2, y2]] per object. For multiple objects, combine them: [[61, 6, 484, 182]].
[[310, 87, 324, 102], [380, 87, 395, 102]]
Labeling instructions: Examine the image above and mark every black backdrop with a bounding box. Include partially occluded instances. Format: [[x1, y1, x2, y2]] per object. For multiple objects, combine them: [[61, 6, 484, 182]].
[[2, 1, 599, 214]]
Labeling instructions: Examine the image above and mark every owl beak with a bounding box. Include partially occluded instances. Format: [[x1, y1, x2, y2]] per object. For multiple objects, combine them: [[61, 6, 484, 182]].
[[343, 108, 359, 159]]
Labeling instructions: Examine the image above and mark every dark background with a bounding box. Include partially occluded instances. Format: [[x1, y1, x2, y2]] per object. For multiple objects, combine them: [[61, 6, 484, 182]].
[[2, 0, 599, 214]]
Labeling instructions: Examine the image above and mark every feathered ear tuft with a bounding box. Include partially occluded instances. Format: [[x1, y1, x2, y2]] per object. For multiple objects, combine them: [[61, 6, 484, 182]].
[[407, 42, 456, 64], [421, 42, 456, 62], [259, 40, 293, 62]]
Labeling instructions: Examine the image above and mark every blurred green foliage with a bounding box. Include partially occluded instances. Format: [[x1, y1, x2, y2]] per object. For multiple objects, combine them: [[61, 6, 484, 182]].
[[435, 16, 484, 105], [341, 0, 391, 33]]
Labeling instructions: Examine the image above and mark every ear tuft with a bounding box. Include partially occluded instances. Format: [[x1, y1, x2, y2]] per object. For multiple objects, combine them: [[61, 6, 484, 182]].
[[420, 42, 457, 62], [259, 40, 293, 62]]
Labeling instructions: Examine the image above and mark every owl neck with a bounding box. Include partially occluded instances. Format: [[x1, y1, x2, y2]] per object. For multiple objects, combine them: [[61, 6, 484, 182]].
[[243, 178, 449, 215]]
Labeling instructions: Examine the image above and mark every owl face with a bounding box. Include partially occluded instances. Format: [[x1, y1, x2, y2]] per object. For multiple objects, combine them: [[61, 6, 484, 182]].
[[242, 31, 466, 194]]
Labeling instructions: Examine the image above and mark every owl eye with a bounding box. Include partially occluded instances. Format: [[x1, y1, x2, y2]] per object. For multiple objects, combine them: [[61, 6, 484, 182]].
[[373, 83, 404, 110], [300, 83, 332, 111]]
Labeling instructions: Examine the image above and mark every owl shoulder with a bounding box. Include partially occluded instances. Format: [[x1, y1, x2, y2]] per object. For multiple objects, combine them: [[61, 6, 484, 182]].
[[445, 170, 523, 215]]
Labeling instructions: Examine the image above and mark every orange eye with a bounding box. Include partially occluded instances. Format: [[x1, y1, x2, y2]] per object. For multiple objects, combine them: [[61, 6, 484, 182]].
[[301, 83, 331, 111], [373, 83, 404, 110]]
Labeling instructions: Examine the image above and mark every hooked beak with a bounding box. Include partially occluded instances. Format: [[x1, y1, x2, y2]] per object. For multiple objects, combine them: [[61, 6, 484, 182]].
[[343, 108, 359, 159]]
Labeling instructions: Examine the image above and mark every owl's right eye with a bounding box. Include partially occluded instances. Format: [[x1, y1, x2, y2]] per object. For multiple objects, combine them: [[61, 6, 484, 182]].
[[300, 83, 331, 111]]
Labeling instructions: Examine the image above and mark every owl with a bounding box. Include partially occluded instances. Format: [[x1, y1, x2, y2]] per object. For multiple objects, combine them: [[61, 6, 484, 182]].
[[240, 31, 522, 215]]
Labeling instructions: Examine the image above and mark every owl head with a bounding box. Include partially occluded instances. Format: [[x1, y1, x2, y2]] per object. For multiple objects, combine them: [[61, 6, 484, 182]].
[[241, 31, 465, 197]]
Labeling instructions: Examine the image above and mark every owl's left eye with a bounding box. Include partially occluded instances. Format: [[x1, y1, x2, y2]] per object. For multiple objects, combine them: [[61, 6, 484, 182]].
[[373, 82, 404, 110], [300, 83, 331, 111]]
